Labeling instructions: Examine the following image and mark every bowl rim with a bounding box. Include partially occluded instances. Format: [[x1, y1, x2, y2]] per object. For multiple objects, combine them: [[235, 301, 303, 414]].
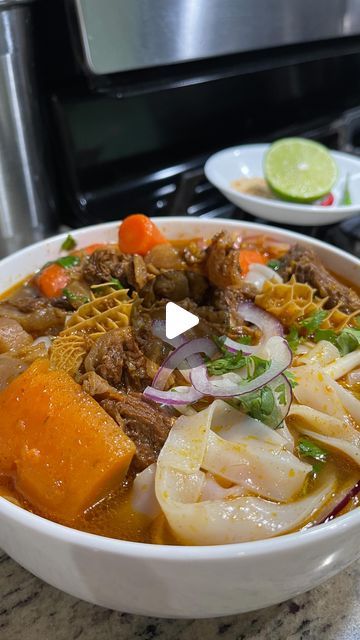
[[0, 216, 359, 560], [204, 143, 360, 213]]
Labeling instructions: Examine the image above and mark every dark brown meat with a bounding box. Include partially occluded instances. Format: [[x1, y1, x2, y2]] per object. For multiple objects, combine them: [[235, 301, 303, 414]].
[[206, 231, 242, 288], [84, 328, 153, 391], [153, 270, 189, 301], [141, 270, 209, 306], [0, 287, 66, 336], [279, 244, 360, 313], [82, 248, 148, 291], [100, 392, 174, 472]]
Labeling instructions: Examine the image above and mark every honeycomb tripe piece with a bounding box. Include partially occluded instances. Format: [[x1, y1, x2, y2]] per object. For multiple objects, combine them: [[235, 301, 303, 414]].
[[61, 289, 133, 339], [255, 276, 321, 326], [49, 334, 88, 376]]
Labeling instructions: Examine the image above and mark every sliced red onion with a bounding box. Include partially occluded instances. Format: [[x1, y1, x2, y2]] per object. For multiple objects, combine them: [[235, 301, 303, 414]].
[[143, 384, 203, 405], [152, 338, 217, 391], [318, 480, 360, 524], [191, 336, 292, 398], [152, 319, 185, 349], [223, 302, 284, 355]]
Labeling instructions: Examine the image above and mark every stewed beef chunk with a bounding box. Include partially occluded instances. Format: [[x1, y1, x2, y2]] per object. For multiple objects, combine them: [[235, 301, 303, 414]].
[[84, 328, 153, 391], [100, 391, 174, 472], [278, 244, 360, 313], [82, 248, 148, 291]]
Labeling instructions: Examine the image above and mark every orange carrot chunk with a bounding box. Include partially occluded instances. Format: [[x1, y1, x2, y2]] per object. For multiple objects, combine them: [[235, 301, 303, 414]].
[[0, 359, 135, 522], [37, 263, 70, 298], [118, 214, 167, 255], [239, 249, 267, 276], [75, 243, 107, 256]]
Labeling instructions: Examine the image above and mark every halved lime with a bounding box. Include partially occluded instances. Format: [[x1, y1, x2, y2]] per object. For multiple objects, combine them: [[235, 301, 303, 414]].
[[264, 138, 338, 203]]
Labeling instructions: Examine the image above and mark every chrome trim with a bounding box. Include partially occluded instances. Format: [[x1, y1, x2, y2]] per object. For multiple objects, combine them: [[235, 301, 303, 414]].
[[74, 0, 360, 75]]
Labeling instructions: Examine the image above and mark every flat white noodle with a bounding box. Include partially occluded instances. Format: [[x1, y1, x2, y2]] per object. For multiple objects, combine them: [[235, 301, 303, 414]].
[[131, 464, 161, 519], [156, 467, 335, 545], [296, 340, 340, 367], [292, 365, 348, 421], [288, 405, 360, 449], [155, 400, 326, 545], [293, 426, 360, 466], [324, 348, 360, 380]]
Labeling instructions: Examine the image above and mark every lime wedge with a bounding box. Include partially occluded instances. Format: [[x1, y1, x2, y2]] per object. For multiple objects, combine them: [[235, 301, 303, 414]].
[[264, 138, 337, 203]]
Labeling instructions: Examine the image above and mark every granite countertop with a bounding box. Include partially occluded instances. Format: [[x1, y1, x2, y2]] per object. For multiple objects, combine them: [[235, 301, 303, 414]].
[[1, 552, 359, 640]]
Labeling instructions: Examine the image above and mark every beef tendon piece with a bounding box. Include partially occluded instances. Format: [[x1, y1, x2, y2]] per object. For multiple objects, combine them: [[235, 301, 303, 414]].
[[278, 244, 360, 313], [0, 318, 32, 353], [0, 288, 66, 336]]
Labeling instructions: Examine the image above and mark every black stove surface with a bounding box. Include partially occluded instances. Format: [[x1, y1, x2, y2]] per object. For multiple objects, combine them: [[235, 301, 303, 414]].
[[69, 108, 360, 259]]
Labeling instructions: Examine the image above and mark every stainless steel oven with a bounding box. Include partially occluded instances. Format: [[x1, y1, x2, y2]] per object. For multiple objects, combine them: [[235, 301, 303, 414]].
[[1, 0, 360, 256]]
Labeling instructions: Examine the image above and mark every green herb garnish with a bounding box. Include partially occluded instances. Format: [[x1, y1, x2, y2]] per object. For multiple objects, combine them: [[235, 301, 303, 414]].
[[238, 386, 275, 422], [207, 351, 248, 376], [284, 370, 298, 388], [267, 259, 281, 271], [314, 325, 360, 356], [56, 255, 81, 269], [274, 382, 286, 405], [300, 310, 328, 334], [61, 234, 77, 251], [297, 438, 327, 475], [298, 438, 327, 461], [235, 335, 252, 345], [207, 349, 270, 378], [341, 173, 352, 206], [63, 289, 89, 305], [286, 326, 300, 353]]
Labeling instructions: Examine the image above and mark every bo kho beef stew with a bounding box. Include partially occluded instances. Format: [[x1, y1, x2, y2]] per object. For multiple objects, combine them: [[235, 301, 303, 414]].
[[0, 214, 359, 546]]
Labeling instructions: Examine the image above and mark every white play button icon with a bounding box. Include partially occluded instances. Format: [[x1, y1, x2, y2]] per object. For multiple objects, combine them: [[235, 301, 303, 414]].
[[165, 302, 199, 339]]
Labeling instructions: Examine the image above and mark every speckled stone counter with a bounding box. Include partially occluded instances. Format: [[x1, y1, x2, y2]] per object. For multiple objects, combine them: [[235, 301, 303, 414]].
[[1, 551, 359, 640]]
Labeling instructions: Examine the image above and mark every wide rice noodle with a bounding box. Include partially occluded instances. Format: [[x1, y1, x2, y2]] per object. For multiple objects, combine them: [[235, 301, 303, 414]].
[[154, 400, 336, 545]]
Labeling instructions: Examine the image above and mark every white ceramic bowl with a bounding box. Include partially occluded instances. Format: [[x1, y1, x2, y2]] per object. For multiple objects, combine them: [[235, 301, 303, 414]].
[[205, 144, 360, 226], [0, 218, 359, 619]]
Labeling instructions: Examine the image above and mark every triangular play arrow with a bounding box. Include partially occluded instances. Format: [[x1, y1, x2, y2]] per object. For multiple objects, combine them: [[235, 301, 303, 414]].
[[165, 302, 199, 339]]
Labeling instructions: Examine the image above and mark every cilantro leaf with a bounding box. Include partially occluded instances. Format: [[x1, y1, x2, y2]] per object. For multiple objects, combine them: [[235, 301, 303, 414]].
[[207, 345, 270, 379], [206, 351, 247, 376], [314, 328, 337, 344], [63, 289, 89, 305], [297, 438, 327, 461], [274, 382, 286, 405], [314, 325, 360, 356], [56, 255, 81, 269], [61, 234, 77, 251], [286, 326, 300, 353], [238, 386, 275, 421], [284, 370, 298, 388], [234, 335, 252, 345], [300, 310, 328, 334], [336, 327, 360, 355], [108, 277, 124, 290], [267, 259, 281, 271]]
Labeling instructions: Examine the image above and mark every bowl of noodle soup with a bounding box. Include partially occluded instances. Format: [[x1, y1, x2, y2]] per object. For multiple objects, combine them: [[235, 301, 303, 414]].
[[0, 217, 359, 617]]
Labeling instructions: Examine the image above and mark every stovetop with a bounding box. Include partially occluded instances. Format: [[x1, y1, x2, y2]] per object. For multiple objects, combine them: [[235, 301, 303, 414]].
[[75, 107, 360, 259]]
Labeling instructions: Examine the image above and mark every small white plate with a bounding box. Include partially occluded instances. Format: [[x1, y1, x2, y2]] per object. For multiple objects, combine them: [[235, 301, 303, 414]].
[[204, 143, 360, 226]]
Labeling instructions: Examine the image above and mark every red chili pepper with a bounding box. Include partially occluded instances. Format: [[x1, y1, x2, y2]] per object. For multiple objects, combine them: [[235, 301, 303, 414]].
[[320, 193, 334, 207]]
